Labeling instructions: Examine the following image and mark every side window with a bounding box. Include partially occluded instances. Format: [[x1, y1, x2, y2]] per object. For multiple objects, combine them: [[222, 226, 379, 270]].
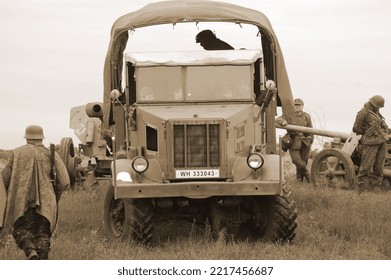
[[146, 125, 158, 152], [254, 58, 261, 97], [126, 62, 136, 105]]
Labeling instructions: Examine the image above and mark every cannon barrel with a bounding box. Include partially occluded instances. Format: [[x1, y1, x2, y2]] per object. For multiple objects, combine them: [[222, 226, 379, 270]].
[[86, 102, 103, 118], [276, 124, 351, 141]]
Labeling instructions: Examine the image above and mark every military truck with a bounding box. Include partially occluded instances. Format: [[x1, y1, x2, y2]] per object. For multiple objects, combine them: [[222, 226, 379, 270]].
[[83, 0, 299, 244]]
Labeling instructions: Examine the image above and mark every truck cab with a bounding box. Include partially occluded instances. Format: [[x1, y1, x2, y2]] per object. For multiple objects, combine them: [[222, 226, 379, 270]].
[[112, 49, 281, 196]]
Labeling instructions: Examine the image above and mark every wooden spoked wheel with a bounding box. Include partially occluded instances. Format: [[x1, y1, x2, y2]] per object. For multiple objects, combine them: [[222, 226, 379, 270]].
[[311, 148, 356, 189]]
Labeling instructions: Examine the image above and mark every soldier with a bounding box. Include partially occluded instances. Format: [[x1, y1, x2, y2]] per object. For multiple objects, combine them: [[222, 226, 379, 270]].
[[276, 98, 314, 182], [1, 125, 70, 259], [195, 29, 234, 50], [353, 95, 389, 192]]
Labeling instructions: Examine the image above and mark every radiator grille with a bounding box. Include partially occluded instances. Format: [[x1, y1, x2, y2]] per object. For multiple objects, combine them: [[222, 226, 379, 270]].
[[173, 124, 220, 168]]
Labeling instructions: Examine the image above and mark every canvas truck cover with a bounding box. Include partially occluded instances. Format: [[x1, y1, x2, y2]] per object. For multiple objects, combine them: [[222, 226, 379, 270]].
[[102, 0, 294, 128]]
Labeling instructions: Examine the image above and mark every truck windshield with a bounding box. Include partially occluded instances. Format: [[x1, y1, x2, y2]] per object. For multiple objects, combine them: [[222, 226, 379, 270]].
[[136, 65, 253, 102]]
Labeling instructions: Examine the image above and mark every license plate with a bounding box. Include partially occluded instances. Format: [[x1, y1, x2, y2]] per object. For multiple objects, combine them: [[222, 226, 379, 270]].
[[175, 169, 220, 179]]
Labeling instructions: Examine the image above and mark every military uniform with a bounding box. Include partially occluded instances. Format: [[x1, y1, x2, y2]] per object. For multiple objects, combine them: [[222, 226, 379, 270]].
[[276, 98, 314, 182], [2, 126, 70, 259], [353, 97, 389, 192]]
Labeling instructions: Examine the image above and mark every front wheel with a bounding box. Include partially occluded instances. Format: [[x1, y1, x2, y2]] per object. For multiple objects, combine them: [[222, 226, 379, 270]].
[[208, 184, 298, 243], [247, 183, 298, 243], [102, 186, 154, 244], [128, 199, 153, 244], [102, 185, 132, 242]]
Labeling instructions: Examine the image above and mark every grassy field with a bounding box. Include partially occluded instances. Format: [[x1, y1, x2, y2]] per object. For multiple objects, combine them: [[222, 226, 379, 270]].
[[1, 171, 391, 260]]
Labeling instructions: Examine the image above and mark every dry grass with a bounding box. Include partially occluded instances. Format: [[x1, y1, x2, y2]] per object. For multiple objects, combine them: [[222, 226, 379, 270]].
[[2, 177, 391, 260], [1, 155, 391, 260]]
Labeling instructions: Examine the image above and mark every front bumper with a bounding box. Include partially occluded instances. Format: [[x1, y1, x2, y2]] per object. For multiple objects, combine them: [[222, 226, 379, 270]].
[[114, 180, 282, 199]]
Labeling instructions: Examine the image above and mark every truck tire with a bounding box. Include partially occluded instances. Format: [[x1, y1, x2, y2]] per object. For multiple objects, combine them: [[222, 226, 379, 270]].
[[128, 199, 153, 245], [250, 183, 297, 243], [102, 185, 132, 242], [209, 184, 297, 243], [103, 186, 153, 244]]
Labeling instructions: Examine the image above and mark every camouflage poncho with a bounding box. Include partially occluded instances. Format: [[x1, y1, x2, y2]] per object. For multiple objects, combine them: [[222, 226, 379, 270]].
[[1, 143, 69, 233]]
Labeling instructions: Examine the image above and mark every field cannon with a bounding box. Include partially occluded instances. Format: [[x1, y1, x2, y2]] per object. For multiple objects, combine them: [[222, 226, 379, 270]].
[[276, 124, 391, 189], [69, 102, 112, 177]]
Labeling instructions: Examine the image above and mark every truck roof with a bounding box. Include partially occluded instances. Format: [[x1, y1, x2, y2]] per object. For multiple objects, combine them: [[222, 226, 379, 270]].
[[125, 49, 262, 67], [103, 1, 295, 127]]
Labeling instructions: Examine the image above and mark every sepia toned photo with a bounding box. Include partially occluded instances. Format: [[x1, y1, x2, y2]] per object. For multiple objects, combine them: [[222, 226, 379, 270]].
[[1, 1, 390, 278]]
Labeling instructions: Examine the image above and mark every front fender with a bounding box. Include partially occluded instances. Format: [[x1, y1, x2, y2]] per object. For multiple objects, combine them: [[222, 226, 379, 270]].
[[111, 158, 163, 187], [231, 154, 281, 182]]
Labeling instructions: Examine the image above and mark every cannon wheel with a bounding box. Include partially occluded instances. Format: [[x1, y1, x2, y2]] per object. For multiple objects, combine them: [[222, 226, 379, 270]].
[[58, 137, 77, 188], [311, 148, 356, 189]]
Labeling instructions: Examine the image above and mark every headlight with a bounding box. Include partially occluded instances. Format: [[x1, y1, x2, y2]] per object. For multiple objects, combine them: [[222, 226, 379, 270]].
[[247, 153, 264, 170], [132, 156, 149, 174], [116, 172, 132, 182]]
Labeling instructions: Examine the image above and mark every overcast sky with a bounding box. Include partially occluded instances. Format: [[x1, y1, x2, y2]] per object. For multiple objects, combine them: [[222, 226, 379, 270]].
[[1, 0, 390, 149]]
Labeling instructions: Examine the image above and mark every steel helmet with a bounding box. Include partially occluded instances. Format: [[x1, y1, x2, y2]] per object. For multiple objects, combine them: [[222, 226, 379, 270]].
[[24, 125, 45, 140], [294, 98, 304, 105], [281, 133, 293, 152], [369, 95, 385, 108]]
